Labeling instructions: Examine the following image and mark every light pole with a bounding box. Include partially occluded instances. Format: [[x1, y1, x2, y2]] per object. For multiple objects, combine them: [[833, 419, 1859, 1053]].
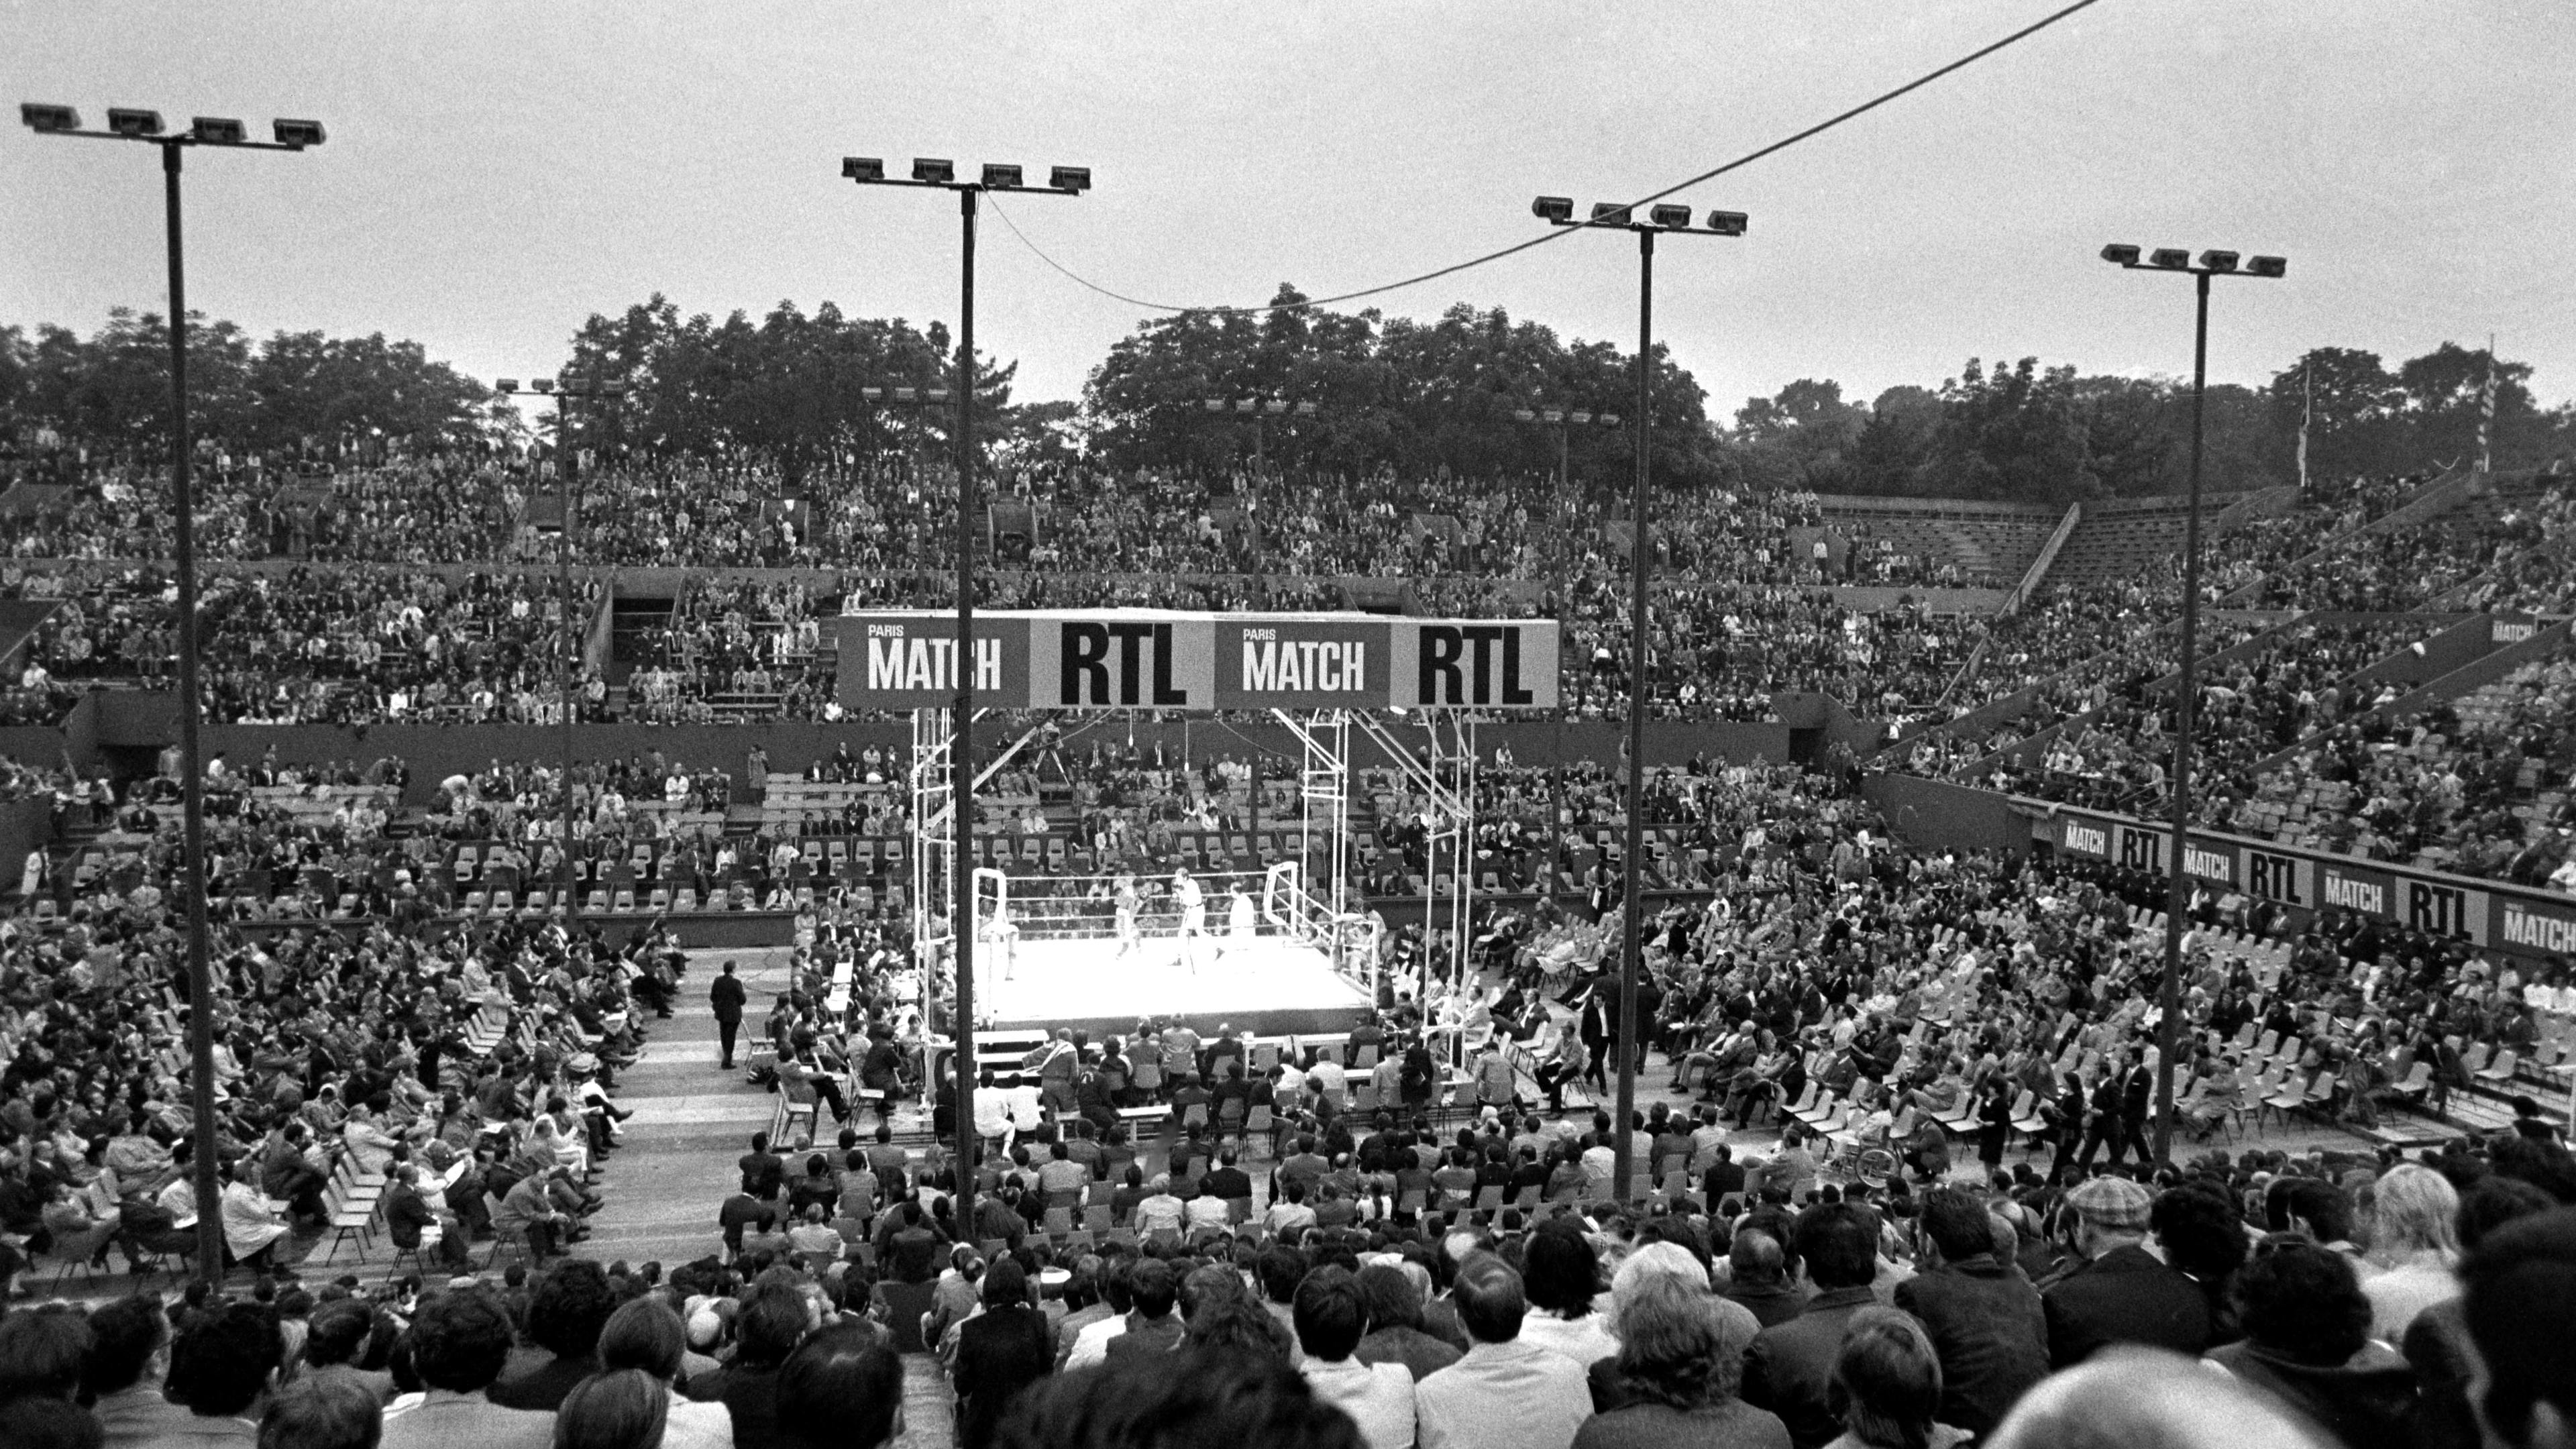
[[19, 101, 323, 1286], [1201, 396, 1318, 479], [2100, 244, 2286, 1161], [1536, 195, 1744, 1203], [845, 155, 1087, 1230], [495, 375, 625, 934]]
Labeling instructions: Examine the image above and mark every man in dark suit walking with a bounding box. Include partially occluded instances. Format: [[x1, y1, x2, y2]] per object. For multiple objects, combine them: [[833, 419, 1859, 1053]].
[[711, 960, 747, 1070]]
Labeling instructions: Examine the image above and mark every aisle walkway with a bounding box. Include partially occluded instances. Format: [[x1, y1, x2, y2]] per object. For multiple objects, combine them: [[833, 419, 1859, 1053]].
[[574, 947, 791, 1267], [570, 947, 954, 1446]]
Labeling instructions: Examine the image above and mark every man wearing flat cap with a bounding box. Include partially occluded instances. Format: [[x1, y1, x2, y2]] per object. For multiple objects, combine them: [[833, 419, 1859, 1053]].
[[2039, 1173, 2211, 1368]]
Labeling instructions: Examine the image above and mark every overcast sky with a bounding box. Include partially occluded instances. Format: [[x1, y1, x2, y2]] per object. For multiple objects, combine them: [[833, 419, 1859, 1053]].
[[8, 1, 2573, 422]]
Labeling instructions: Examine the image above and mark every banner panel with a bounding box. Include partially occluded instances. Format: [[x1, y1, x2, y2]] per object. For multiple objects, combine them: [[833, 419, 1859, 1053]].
[[1028, 616, 1218, 710], [2317, 860, 2395, 918], [1390, 619, 1560, 709], [833, 614, 1028, 710], [2239, 844, 2312, 911], [833, 611, 1558, 711], [1212, 616, 1386, 710], [2494, 894, 2576, 956]]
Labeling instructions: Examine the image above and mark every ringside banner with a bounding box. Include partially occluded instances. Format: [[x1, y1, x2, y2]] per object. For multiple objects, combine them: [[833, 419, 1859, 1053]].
[[832, 610, 1559, 712], [2032, 806, 2506, 952]]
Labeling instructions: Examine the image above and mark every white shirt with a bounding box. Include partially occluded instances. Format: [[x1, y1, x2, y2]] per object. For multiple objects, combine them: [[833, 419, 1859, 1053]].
[[1063, 1312, 1127, 1370], [1304, 1358, 1417, 1449]]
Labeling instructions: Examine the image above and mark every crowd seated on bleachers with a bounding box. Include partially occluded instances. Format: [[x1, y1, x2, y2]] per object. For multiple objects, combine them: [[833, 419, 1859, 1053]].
[[1976, 619, 2426, 816]]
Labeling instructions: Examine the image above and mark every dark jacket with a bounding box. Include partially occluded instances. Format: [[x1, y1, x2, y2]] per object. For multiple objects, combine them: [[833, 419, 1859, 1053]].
[[953, 1304, 1055, 1449], [1741, 1285, 1878, 1449], [1353, 1323, 1463, 1381], [710, 973, 747, 1024], [1892, 1254, 2049, 1435], [485, 1352, 598, 1413], [2206, 1338, 2418, 1449], [1723, 1278, 1809, 1330], [1102, 1311, 1185, 1363], [2041, 1243, 2213, 1368]]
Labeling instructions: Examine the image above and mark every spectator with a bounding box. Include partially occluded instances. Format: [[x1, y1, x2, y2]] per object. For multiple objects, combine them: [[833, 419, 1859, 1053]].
[[258, 1368, 384, 1449], [772, 1326, 904, 1449], [592, 1297, 735, 1449], [1517, 1225, 1619, 1367], [1988, 1346, 2354, 1449], [953, 1260, 1054, 1449], [1412, 1252, 1591, 1449], [1351, 1263, 1462, 1383], [1576, 1275, 1785, 1449], [2206, 1242, 2416, 1449], [552, 1368, 666, 1449], [1294, 1267, 1415, 1449], [2406, 1177, 2561, 1449], [1892, 1187, 2047, 1436], [84, 1295, 191, 1442], [160, 1303, 286, 1445], [2358, 1162, 2461, 1344], [994, 1346, 1364, 1449], [380, 1289, 554, 1449], [491, 1263, 618, 1411], [2456, 1205, 2576, 1449], [685, 1281, 809, 1444], [1743, 1203, 1885, 1449], [2040, 1176, 2211, 1368], [1823, 1307, 1962, 1449]]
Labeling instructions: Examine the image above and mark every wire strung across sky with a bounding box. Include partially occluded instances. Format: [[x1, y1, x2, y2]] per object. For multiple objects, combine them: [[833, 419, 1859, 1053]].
[[985, 0, 2109, 319]]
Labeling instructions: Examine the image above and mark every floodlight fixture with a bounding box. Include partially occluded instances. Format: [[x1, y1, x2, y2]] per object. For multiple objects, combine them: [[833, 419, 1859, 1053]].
[[2246, 256, 2287, 278], [861, 387, 885, 402], [1532, 195, 1574, 223], [1703, 211, 1748, 236], [1513, 409, 1537, 423], [924, 388, 951, 403], [1599, 413, 1621, 427], [1293, 401, 1317, 417], [495, 378, 520, 394], [1566, 411, 1588, 425], [2198, 250, 2240, 273], [1205, 399, 1228, 413], [531, 378, 555, 395], [1263, 399, 1287, 415], [895, 387, 918, 403], [981, 163, 1023, 189], [1589, 202, 1632, 225], [911, 157, 954, 184], [2147, 248, 2192, 270], [1648, 203, 1693, 229], [1235, 399, 1256, 414], [106, 107, 164, 137], [1049, 166, 1090, 193], [843, 156, 885, 182], [271, 118, 325, 148], [19, 103, 78, 133], [189, 116, 246, 144], [2100, 244, 2142, 266]]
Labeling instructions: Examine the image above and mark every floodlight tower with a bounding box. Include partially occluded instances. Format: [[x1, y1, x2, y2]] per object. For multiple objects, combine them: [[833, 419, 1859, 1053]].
[[2099, 243, 2287, 1161], [19, 101, 323, 1286], [1532, 194, 1745, 1203], [843, 156, 1088, 1230]]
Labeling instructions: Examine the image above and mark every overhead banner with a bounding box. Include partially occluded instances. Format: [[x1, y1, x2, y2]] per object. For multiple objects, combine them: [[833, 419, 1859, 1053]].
[[831, 610, 1560, 712]]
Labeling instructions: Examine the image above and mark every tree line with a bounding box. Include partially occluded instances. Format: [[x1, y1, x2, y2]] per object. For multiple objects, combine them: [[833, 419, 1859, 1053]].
[[4, 290, 2566, 506]]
